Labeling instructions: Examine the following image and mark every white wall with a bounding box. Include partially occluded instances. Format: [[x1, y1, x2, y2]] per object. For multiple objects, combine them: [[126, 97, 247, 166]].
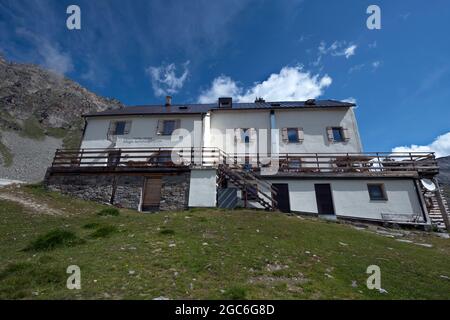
[[81, 114, 203, 149], [188, 169, 217, 207], [209, 109, 270, 154], [275, 108, 362, 153], [207, 107, 362, 156], [81, 107, 362, 156], [264, 178, 422, 220]]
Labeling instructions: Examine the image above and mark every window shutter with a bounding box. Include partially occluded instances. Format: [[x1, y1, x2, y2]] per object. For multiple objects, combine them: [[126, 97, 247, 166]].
[[156, 120, 164, 135], [249, 128, 257, 142], [297, 127, 304, 142], [124, 121, 132, 134], [234, 128, 242, 143], [342, 128, 350, 141], [281, 128, 289, 142], [107, 121, 116, 137], [326, 127, 334, 142]]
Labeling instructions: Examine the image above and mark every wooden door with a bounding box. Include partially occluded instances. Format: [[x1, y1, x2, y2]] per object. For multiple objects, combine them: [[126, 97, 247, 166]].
[[314, 184, 335, 215], [273, 183, 291, 213], [142, 178, 162, 211]]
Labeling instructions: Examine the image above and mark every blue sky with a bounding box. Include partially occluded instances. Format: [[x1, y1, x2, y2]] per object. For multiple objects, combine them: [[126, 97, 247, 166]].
[[1, 0, 449, 155]]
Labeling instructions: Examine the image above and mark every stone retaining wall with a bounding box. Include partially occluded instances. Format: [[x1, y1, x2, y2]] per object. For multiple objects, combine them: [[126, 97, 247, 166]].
[[45, 171, 191, 212]]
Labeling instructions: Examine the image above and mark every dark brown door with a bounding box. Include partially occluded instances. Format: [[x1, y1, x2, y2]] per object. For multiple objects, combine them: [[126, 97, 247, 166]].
[[142, 178, 162, 211], [273, 183, 291, 213], [315, 184, 335, 215]]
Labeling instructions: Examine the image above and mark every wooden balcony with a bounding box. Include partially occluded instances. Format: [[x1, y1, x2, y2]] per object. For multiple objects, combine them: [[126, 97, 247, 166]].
[[49, 147, 439, 177]]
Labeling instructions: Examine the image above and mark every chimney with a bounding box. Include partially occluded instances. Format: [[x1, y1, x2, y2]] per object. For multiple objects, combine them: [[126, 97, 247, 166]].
[[165, 95, 172, 106], [218, 97, 232, 108]]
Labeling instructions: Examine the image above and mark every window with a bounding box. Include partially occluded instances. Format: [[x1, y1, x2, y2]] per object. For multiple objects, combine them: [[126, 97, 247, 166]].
[[241, 128, 251, 144], [114, 121, 126, 135], [332, 127, 344, 142], [108, 121, 131, 137], [162, 120, 176, 136], [327, 127, 348, 143], [282, 127, 304, 143], [368, 184, 387, 201], [287, 128, 299, 143]]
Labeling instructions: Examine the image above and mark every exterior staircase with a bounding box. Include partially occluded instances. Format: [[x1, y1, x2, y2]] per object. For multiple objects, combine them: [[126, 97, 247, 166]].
[[426, 188, 450, 230], [217, 164, 278, 211]]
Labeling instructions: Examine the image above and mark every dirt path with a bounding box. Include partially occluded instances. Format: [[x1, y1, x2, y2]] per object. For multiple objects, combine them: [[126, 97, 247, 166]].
[[0, 191, 64, 215]]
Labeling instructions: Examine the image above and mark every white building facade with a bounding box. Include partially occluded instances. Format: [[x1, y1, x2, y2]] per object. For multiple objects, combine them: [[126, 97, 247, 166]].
[[46, 98, 449, 230]]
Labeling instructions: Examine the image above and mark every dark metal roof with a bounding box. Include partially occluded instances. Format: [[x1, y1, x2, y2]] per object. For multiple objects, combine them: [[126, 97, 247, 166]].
[[84, 99, 355, 117]]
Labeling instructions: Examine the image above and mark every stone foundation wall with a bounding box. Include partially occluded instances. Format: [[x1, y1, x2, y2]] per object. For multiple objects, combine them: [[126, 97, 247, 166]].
[[160, 173, 190, 211], [45, 172, 190, 212], [112, 176, 144, 209], [46, 175, 114, 204]]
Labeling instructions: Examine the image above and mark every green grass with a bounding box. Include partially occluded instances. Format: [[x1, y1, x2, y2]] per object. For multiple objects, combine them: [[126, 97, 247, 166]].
[[19, 117, 46, 140], [45, 127, 68, 139], [0, 185, 449, 299], [0, 134, 13, 167], [89, 225, 118, 239], [97, 208, 120, 216], [24, 230, 85, 252]]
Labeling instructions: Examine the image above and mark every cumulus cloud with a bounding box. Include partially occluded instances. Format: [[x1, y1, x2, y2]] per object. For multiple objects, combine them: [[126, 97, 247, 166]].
[[392, 132, 450, 158], [198, 66, 332, 103], [146, 61, 190, 97]]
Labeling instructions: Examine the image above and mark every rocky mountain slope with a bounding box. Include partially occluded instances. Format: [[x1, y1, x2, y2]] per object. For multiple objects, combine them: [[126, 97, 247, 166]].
[[437, 156, 450, 203], [0, 55, 123, 182]]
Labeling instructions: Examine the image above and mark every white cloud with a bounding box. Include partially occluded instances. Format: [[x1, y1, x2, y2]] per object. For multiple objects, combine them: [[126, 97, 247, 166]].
[[38, 41, 73, 75], [197, 76, 241, 104], [313, 41, 357, 67], [343, 45, 357, 59], [342, 97, 357, 104], [198, 66, 332, 103], [372, 60, 381, 70], [392, 132, 450, 158], [348, 64, 365, 74], [15, 28, 73, 75], [146, 61, 190, 97]]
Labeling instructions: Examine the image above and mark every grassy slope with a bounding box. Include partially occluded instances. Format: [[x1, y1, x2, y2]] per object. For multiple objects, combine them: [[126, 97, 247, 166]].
[[0, 186, 449, 300]]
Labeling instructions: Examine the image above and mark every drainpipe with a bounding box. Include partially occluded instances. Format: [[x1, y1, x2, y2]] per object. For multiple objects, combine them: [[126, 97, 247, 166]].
[[270, 110, 279, 155]]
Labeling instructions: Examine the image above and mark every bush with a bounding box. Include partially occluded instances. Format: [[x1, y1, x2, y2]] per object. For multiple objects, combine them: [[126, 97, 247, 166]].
[[89, 225, 118, 238], [97, 208, 120, 216], [24, 229, 84, 251]]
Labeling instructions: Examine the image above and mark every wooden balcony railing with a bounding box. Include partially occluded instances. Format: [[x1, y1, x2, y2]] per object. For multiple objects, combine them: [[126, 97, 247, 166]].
[[50, 148, 438, 175]]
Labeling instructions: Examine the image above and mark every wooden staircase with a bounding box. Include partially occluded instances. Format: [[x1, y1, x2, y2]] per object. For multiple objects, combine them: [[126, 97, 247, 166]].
[[217, 164, 278, 211], [425, 188, 450, 230]]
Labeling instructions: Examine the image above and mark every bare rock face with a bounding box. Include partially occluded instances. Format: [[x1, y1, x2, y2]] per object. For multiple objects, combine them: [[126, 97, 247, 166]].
[[0, 55, 124, 182], [437, 156, 450, 204], [0, 56, 123, 129], [437, 156, 450, 185]]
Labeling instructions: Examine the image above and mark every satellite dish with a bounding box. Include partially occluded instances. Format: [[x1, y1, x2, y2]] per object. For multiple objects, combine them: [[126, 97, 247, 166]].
[[421, 179, 437, 192]]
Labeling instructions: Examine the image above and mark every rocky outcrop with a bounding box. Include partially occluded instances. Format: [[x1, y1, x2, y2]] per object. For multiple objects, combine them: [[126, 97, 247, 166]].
[[0, 55, 124, 182], [0, 56, 123, 130]]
